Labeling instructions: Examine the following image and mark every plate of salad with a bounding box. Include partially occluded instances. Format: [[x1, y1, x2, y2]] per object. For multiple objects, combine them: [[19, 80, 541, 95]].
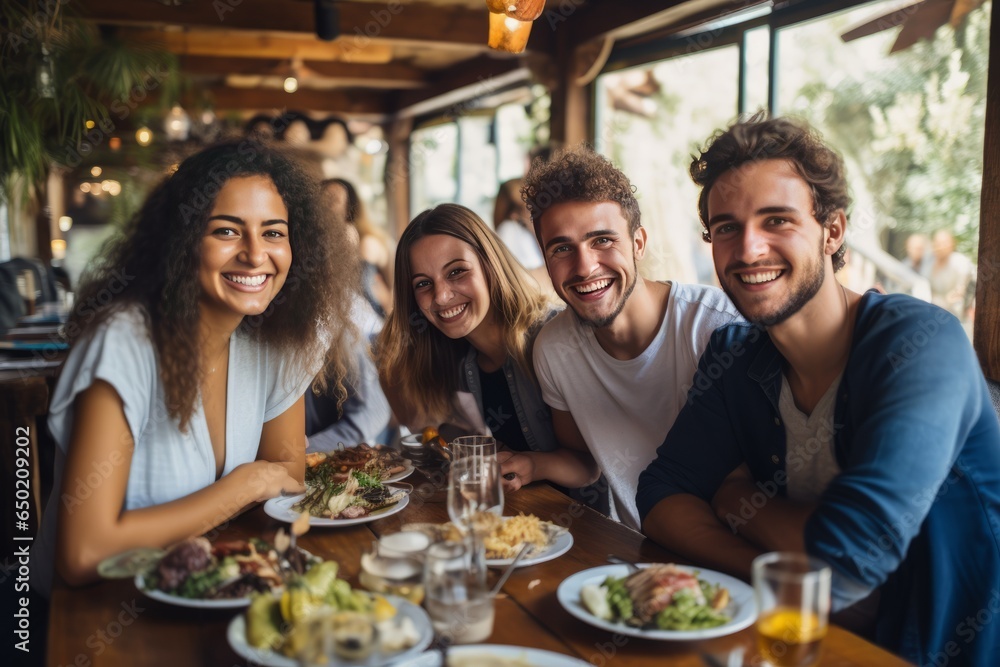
[[556, 563, 755, 641], [264, 469, 410, 527], [134, 537, 317, 609]]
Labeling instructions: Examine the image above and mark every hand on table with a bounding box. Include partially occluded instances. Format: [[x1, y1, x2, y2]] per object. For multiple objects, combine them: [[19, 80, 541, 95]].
[[497, 450, 536, 493], [238, 461, 305, 502]]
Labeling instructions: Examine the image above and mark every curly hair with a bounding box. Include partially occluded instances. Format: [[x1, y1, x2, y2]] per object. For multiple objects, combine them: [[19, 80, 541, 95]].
[[68, 139, 360, 429], [690, 114, 851, 271], [377, 204, 551, 421], [521, 146, 641, 243]]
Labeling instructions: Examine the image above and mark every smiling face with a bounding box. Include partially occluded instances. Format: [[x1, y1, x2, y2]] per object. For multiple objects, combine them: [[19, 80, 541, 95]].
[[197, 175, 291, 327], [538, 201, 644, 328], [409, 234, 493, 340], [706, 159, 839, 327]]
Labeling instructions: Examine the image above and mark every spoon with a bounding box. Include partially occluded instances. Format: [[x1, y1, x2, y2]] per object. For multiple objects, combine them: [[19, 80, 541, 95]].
[[491, 543, 530, 596], [607, 554, 641, 573]]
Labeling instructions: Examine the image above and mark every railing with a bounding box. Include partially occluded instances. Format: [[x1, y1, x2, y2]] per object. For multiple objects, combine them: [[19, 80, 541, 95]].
[[846, 240, 931, 301]]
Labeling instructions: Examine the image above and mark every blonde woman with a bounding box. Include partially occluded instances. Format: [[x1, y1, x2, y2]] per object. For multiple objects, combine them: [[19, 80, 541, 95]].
[[377, 204, 598, 493]]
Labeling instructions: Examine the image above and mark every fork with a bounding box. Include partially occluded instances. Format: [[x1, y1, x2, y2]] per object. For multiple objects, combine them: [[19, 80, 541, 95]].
[[607, 554, 641, 573]]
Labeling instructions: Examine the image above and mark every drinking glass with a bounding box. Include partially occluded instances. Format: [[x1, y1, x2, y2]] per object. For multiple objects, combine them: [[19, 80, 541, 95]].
[[753, 552, 831, 667], [423, 541, 495, 644], [447, 455, 504, 530], [449, 435, 497, 462], [359, 547, 425, 605]]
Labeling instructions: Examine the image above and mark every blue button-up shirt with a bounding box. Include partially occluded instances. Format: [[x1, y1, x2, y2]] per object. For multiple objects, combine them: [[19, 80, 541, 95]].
[[637, 291, 1000, 666]]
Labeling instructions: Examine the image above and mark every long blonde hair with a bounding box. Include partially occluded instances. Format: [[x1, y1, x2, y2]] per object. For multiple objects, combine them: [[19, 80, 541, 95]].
[[377, 204, 550, 420]]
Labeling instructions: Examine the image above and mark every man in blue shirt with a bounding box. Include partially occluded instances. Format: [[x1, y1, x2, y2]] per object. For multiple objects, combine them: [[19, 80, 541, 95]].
[[637, 115, 1000, 666]]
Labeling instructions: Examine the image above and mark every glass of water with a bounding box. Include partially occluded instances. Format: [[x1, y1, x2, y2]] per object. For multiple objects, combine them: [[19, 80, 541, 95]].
[[447, 456, 503, 532], [423, 541, 494, 644]]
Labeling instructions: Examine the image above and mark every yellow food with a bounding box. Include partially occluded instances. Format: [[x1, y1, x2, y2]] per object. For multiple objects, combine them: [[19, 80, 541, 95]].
[[372, 594, 396, 622], [421, 426, 439, 443], [435, 513, 553, 560]]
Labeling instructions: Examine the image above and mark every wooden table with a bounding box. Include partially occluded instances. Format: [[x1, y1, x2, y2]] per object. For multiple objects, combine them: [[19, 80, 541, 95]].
[[47, 471, 913, 666]]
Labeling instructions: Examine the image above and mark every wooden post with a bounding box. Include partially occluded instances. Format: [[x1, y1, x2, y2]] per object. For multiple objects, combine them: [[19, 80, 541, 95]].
[[549, 27, 591, 147], [975, 1, 999, 381], [384, 116, 413, 238]]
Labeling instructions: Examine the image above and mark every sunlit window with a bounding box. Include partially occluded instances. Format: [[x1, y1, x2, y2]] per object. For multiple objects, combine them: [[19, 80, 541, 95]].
[[597, 45, 740, 284], [595, 0, 990, 338]]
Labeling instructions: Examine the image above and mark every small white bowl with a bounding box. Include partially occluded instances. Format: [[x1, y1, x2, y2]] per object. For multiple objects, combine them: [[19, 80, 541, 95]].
[[379, 530, 431, 559]]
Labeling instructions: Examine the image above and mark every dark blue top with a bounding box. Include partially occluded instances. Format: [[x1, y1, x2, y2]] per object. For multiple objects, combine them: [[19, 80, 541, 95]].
[[637, 291, 1000, 666]]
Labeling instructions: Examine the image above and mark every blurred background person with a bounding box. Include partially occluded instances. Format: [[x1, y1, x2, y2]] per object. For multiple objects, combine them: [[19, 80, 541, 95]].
[[305, 206, 393, 451], [322, 178, 395, 317], [903, 232, 932, 277], [493, 178, 551, 294], [929, 229, 975, 322]]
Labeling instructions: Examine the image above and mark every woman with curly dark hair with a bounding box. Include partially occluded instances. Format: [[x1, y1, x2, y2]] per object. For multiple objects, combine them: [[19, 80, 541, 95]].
[[33, 140, 360, 591]]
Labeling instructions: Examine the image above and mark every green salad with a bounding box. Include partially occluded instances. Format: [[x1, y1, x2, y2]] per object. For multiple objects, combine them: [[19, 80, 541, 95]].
[[580, 564, 731, 631]]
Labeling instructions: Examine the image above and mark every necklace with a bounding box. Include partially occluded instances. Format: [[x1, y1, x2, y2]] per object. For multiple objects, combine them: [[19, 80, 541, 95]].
[[205, 346, 229, 376]]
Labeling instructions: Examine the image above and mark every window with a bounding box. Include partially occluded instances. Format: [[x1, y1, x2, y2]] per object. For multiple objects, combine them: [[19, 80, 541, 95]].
[[596, 44, 740, 284], [409, 93, 545, 228], [596, 0, 991, 336]]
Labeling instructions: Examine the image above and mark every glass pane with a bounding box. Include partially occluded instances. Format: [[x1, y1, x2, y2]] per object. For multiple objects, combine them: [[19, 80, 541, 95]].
[[409, 122, 458, 216], [495, 103, 533, 183], [776, 0, 990, 336], [458, 116, 498, 224], [742, 25, 770, 114], [596, 45, 740, 284]]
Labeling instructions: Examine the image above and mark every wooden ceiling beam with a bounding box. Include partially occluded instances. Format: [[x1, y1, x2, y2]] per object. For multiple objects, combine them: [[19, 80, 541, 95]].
[[207, 85, 389, 115], [77, 0, 498, 50], [394, 55, 530, 118], [565, 0, 764, 45], [122, 28, 395, 63], [178, 55, 427, 88]]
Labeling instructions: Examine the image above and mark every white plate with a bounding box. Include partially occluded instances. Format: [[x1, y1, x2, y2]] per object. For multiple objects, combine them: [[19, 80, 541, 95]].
[[264, 488, 410, 527], [486, 528, 574, 568], [392, 644, 592, 667], [134, 549, 319, 609], [135, 572, 251, 609], [227, 595, 434, 667], [386, 460, 415, 483], [556, 564, 756, 641]]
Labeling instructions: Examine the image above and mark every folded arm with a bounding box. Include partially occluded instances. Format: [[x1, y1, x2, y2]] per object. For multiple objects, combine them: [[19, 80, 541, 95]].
[[711, 464, 813, 553]]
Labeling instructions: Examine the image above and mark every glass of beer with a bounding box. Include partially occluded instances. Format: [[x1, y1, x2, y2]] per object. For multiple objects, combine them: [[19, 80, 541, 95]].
[[752, 552, 831, 667]]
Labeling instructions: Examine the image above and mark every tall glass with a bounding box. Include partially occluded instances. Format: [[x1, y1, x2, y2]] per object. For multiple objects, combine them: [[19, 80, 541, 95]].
[[449, 435, 497, 462], [753, 552, 831, 667], [447, 456, 504, 530], [423, 541, 494, 644]]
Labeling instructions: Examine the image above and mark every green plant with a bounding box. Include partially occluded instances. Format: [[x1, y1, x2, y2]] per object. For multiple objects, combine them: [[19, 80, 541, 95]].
[[0, 0, 177, 203]]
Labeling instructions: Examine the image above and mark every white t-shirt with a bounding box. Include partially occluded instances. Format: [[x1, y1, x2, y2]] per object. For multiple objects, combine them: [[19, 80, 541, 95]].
[[780, 373, 843, 503], [32, 306, 314, 595], [496, 220, 544, 270], [533, 282, 741, 529]]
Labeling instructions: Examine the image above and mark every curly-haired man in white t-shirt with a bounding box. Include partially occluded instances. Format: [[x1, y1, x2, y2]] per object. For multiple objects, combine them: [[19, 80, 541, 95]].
[[499, 147, 740, 529]]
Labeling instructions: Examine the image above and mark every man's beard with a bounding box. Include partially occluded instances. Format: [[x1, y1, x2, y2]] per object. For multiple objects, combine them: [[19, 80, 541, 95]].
[[577, 260, 639, 329], [721, 241, 825, 327]]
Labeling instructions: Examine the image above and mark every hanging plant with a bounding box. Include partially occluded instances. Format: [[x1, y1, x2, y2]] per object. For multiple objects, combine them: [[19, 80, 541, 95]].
[[0, 0, 178, 203]]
